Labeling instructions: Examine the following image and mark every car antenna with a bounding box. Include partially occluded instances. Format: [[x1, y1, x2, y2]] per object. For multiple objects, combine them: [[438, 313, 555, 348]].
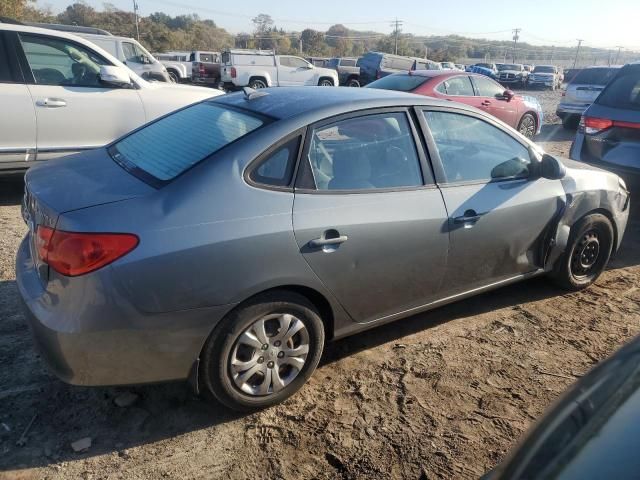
[[243, 87, 269, 100]]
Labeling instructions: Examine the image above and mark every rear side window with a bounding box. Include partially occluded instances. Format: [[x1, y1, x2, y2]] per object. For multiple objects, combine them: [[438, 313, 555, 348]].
[[307, 112, 424, 191], [437, 76, 474, 96], [389, 57, 413, 70], [572, 68, 618, 85], [366, 74, 428, 91], [250, 137, 301, 187], [0, 34, 14, 82], [199, 53, 215, 63], [597, 73, 640, 111], [110, 103, 266, 183]]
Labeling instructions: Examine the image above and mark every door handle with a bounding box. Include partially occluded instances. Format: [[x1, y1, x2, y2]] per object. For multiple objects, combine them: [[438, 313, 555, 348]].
[[453, 210, 483, 224], [481, 100, 491, 106], [309, 235, 348, 248], [36, 98, 67, 108]]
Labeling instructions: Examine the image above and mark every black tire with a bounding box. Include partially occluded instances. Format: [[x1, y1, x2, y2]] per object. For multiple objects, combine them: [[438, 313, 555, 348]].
[[200, 291, 325, 411], [517, 113, 537, 139], [318, 78, 334, 87], [167, 70, 179, 83], [347, 77, 360, 87], [248, 78, 268, 89], [550, 213, 614, 291]]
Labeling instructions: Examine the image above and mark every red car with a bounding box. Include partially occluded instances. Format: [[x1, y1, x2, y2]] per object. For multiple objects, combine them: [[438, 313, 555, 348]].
[[366, 70, 543, 139]]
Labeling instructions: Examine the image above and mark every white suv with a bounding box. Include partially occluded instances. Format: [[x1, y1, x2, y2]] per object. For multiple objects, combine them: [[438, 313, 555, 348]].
[[0, 22, 223, 175]]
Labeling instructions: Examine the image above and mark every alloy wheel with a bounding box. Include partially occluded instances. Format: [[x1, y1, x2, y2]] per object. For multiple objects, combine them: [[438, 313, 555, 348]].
[[519, 115, 536, 138], [230, 313, 310, 396]]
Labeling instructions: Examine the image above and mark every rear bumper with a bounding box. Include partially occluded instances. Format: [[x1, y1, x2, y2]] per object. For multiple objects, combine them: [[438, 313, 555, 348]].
[[557, 102, 591, 116], [16, 237, 234, 386]]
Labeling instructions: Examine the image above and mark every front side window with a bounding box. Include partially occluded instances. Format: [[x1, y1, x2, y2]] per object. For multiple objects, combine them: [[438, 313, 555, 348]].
[[472, 75, 505, 97], [0, 34, 13, 82], [288, 57, 309, 68], [424, 111, 531, 183], [306, 112, 423, 191], [19, 34, 107, 87], [110, 102, 266, 183], [122, 42, 147, 64], [199, 53, 215, 63], [437, 76, 474, 96]]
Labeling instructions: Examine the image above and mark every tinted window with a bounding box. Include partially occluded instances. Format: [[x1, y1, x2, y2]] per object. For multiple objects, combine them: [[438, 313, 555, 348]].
[[597, 73, 640, 111], [477, 63, 494, 69], [327, 58, 339, 68], [438, 76, 474, 96], [199, 53, 215, 63], [366, 73, 429, 91], [251, 137, 300, 187], [20, 34, 108, 87], [572, 67, 618, 85], [0, 34, 13, 82], [533, 66, 555, 73], [111, 103, 265, 183], [473, 75, 505, 97], [341, 59, 356, 67], [308, 113, 423, 190], [424, 111, 531, 183]]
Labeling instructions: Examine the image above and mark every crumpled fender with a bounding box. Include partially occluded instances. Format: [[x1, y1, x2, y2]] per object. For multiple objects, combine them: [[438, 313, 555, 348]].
[[544, 163, 630, 270]]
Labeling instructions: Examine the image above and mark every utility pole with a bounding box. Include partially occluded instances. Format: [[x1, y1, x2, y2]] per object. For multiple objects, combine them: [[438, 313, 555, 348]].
[[512, 28, 521, 62], [572, 39, 583, 68], [614, 46, 623, 65], [132, 0, 140, 41], [391, 18, 403, 55], [299, 35, 303, 55]]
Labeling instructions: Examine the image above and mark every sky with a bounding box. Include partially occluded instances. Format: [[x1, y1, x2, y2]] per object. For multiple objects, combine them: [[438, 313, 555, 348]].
[[39, 0, 640, 50]]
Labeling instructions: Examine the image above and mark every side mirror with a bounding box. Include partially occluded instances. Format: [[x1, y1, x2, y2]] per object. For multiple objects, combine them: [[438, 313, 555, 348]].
[[99, 65, 132, 88], [540, 154, 566, 180], [306, 63, 314, 69], [502, 89, 515, 101]]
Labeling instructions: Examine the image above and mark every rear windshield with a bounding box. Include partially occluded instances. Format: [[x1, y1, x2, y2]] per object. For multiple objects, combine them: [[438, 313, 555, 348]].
[[365, 73, 429, 91], [572, 67, 618, 85], [597, 73, 640, 111], [110, 102, 266, 184], [533, 66, 555, 73]]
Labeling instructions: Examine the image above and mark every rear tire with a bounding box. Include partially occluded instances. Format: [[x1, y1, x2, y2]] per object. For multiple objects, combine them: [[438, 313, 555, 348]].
[[167, 70, 179, 83], [318, 78, 334, 87], [550, 213, 614, 291], [347, 77, 360, 87], [249, 78, 268, 89], [200, 291, 325, 411], [517, 113, 537, 139]]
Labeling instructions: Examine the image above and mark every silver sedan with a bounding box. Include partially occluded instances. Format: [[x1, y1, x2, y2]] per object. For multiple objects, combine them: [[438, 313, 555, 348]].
[[17, 87, 629, 410]]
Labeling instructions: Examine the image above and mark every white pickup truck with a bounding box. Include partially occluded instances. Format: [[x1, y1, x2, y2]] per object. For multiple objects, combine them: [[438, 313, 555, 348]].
[[220, 49, 339, 90], [155, 51, 192, 83]]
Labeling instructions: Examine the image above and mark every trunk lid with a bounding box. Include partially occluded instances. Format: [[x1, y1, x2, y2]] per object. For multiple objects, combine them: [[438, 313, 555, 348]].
[[25, 147, 155, 218]]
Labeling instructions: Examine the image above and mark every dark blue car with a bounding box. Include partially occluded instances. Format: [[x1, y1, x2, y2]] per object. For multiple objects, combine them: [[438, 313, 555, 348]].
[[570, 62, 640, 188]]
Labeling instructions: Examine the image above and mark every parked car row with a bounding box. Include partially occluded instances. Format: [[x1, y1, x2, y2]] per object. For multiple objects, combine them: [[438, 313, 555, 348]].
[[467, 62, 563, 90]]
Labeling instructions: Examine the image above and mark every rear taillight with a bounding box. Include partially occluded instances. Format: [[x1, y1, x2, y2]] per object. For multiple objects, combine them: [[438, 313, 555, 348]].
[[583, 116, 613, 135], [231, 67, 237, 78], [36, 226, 138, 277]]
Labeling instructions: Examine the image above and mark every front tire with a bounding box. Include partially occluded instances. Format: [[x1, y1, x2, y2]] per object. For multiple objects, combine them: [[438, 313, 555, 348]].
[[347, 77, 360, 87], [200, 291, 325, 411], [318, 78, 334, 87], [167, 70, 179, 83], [550, 214, 614, 291]]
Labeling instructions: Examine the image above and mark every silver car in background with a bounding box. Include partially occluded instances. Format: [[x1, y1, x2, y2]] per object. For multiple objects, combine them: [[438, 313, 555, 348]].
[[16, 87, 629, 411], [557, 66, 621, 129]]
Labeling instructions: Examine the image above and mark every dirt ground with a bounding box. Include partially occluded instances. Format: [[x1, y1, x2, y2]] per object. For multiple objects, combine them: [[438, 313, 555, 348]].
[[1, 89, 639, 480]]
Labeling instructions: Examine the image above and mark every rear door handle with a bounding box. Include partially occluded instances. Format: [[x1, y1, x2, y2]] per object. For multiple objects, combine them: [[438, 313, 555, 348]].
[[453, 210, 483, 224], [481, 100, 491, 106], [36, 98, 67, 108], [309, 235, 348, 248]]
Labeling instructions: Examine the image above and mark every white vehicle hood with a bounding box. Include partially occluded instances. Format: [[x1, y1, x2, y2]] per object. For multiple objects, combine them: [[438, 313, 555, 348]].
[[136, 82, 224, 122]]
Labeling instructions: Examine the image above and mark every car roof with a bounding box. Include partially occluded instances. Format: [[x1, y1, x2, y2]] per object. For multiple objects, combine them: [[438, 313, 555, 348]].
[[214, 86, 461, 121]]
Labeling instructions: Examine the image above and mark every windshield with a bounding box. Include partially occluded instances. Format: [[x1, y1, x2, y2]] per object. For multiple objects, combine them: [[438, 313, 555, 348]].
[[597, 72, 640, 111], [500, 64, 521, 71], [533, 66, 555, 73], [365, 73, 430, 91], [477, 63, 493, 69], [572, 67, 619, 85], [110, 102, 266, 184]]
